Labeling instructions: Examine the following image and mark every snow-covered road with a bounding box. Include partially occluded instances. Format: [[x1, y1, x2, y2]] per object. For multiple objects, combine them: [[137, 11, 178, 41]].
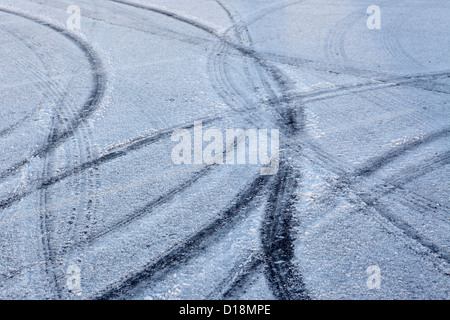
[[0, 0, 449, 300]]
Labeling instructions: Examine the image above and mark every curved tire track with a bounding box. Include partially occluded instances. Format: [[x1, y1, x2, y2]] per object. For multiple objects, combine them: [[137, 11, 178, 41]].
[[212, 0, 309, 299], [0, 6, 107, 184]]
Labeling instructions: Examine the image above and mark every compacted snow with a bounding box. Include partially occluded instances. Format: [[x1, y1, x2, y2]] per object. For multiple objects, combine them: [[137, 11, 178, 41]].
[[0, 0, 449, 300]]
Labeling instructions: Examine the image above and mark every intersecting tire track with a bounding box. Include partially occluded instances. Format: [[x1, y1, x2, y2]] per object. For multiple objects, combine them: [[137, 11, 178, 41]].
[[294, 129, 450, 265], [0, 6, 107, 184], [5, 12, 100, 298], [323, 5, 450, 96], [0, 117, 222, 291], [207, 0, 305, 133], [212, 0, 310, 299], [0, 27, 99, 291], [299, 135, 450, 217], [14, 25, 101, 298], [103, 0, 450, 299], [96, 173, 271, 299], [0, 117, 218, 212], [209, 0, 449, 298], [0, 16, 91, 297], [0, 6, 107, 298], [2, 1, 448, 300], [102, 0, 309, 300], [356, 151, 450, 262]]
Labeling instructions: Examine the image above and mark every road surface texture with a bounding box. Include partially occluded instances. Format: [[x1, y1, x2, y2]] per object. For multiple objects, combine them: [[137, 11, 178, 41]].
[[0, 0, 449, 300]]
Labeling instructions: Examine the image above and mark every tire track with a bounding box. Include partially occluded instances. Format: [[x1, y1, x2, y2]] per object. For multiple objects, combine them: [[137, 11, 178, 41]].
[[323, 4, 450, 97], [379, 4, 425, 68], [207, 2, 284, 132], [360, 87, 446, 137], [0, 121, 225, 290], [0, 25, 89, 139], [99, 0, 450, 298], [0, 117, 218, 212], [0, 6, 107, 186], [298, 128, 450, 210], [324, 9, 361, 68], [212, 0, 309, 300], [105, 0, 308, 301], [206, 250, 265, 300], [107, 0, 277, 130], [107, 0, 220, 36], [12, 25, 102, 299], [256, 50, 450, 97], [26, 0, 216, 49], [0, 30, 50, 137], [106, 1, 449, 106], [109, 0, 303, 133], [381, 28, 424, 68], [0, 14, 103, 298], [283, 71, 450, 105], [7, 0, 446, 300], [0, 9, 108, 297], [222, 0, 305, 135], [107, 0, 450, 102], [299, 135, 450, 215], [353, 128, 450, 178], [295, 131, 450, 264], [78, 165, 214, 247], [96, 173, 272, 299], [39, 114, 62, 298], [355, 152, 450, 262], [261, 163, 310, 300]]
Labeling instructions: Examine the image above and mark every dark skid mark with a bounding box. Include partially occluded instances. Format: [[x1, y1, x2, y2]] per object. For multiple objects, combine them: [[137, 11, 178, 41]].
[[95, 173, 271, 300], [211, 0, 308, 300], [261, 164, 310, 300]]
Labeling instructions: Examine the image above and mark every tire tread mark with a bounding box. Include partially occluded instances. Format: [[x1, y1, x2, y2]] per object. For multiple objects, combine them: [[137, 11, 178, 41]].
[[299, 135, 450, 264], [206, 251, 265, 300], [0, 6, 106, 183], [95, 174, 271, 300], [0, 117, 218, 212], [82, 165, 214, 246], [261, 164, 310, 300]]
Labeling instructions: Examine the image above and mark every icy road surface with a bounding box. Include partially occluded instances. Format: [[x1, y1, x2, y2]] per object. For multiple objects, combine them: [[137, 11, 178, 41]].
[[0, 0, 449, 300]]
